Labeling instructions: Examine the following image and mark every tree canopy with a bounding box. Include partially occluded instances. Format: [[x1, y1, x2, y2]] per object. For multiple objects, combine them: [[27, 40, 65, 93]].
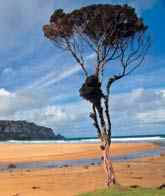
[[43, 4, 146, 44], [43, 4, 150, 79]]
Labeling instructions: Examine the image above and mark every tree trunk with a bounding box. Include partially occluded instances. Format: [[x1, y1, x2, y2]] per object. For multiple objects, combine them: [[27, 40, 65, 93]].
[[95, 100, 116, 187], [79, 75, 116, 187], [100, 142, 116, 187]]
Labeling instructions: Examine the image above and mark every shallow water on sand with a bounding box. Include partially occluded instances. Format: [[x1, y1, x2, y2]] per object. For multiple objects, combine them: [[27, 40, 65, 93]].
[[0, 147, 164, 171]]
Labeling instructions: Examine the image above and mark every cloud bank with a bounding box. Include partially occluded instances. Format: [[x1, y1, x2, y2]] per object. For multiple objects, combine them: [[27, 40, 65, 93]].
[[0, 87, 164, 137]]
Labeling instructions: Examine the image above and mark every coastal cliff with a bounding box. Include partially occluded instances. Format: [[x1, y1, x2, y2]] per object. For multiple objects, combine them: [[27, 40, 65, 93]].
[[0, 120, 64, 141]]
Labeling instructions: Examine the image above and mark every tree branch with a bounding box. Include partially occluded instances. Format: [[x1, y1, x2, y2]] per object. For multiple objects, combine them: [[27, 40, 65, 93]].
[[64, 38, 88, 77], [90, 104, 102, 138]]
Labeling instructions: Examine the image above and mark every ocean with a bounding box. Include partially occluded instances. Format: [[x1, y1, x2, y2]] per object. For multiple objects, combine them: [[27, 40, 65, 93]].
[[0, 134, 165, 144]]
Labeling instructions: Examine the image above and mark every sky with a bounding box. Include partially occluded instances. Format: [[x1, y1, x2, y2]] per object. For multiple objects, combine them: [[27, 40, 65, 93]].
[[0, 0, 164, 137]]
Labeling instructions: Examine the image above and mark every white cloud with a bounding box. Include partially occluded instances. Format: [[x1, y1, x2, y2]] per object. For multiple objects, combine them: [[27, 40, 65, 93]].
[[110, 88, 165, 134], [0, 88, 48, 116], [0, 88, 11, 96], [4, 99, 90, 135], [34, 66, 81, 89], [0, 86, 164, 136], [0, 86, 89, 133], [136, 109, 165, 124], [28, 53, 95, 90]]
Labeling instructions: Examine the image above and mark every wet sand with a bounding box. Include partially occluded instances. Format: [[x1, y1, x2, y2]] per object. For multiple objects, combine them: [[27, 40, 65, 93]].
[[0, 142, 164, 196], [0, 142, 158, 163]]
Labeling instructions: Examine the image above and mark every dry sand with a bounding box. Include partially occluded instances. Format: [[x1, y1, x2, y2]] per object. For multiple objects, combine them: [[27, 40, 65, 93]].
[[0, 142, 164, 196]]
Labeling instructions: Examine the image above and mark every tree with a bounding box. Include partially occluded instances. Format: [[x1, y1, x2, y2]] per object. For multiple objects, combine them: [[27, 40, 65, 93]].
[[43, 4, 150, 187]]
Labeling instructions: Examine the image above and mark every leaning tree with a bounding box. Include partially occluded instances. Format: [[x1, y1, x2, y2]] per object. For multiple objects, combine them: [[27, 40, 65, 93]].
[[43, 4, 150, 187]]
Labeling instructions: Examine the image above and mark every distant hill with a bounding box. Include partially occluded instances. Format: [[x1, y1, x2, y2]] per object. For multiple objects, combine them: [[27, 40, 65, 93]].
[[0, 120, 64, 141]]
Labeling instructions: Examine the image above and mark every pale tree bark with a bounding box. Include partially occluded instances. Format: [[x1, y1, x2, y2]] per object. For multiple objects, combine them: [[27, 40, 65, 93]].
[[89, 84, 116, 187], [97, 102, 116, 187]]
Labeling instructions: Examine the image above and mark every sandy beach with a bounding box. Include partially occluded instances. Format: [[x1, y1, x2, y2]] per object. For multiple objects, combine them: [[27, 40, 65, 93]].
[[0, 142, 164, 196], [0, 142, 159, 163]]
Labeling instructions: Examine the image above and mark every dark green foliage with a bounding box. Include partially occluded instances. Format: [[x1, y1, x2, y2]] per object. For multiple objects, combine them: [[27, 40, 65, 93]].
[[50, 9, 65, 23], [43, 4, 147, 45]]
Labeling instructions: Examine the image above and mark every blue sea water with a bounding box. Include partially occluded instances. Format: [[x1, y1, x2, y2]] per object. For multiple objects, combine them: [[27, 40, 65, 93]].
[[0, 134, 164, 144]]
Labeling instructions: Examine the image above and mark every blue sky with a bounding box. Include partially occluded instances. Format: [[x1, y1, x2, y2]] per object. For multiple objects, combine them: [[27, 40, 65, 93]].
[[0, 0, 164, 137]]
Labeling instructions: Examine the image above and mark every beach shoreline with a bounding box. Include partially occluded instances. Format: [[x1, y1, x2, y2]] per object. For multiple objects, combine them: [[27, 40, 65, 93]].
[[0, 142, 164, 196]]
